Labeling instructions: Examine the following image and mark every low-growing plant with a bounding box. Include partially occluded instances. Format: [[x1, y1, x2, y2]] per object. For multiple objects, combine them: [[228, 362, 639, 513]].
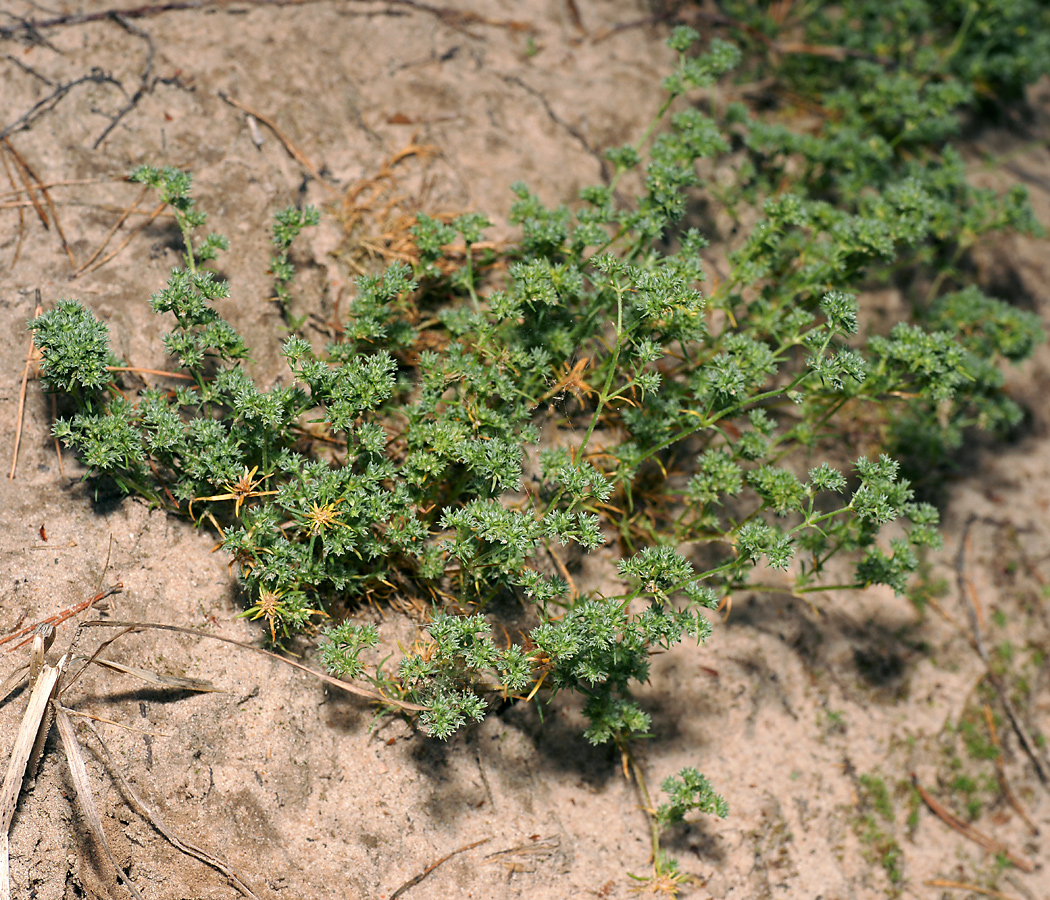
[[30, 13, 1046, 887], [855, 773, 905, 891]]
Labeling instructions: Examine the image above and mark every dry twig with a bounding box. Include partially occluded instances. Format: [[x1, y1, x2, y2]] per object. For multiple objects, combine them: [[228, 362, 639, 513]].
[[911, 775, 1035, 872], [9, 299, 41, 482], [0, 149, 26, 268], [72, 184, 148, 273], [218, 91, 335, 191], [1, 584, 123, 654], [390, 838, 489, 899], [80, 718, 260, 897], [924, 879, 1022, 900], [0, 141, 46, 229], [956, 516, 1050, 787], [0, 71, 122, 143], [77, 199, 167, 277], [983, 703, 1039, 835], [80, 619, 428, 710], [92, 15, 154, 149], [0, 139, 75, 268]]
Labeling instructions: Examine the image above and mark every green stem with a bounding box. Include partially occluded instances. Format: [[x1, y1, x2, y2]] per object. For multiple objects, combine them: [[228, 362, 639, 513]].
[[575, 286, 626, 460]]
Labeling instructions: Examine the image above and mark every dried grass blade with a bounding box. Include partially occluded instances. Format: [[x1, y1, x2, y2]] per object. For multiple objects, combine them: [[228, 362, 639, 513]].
[[0, 139, 47, 228], [983, 703, 1039, 834], [0, 142, 72, 265], [82, 718, 260, 900], [0, 661, 60, 900], [924, 879, 1023, 900], [37, 178, 74, 268], [0, 663, 60, 836], [9, 303, 41, 482], [0, 667, 28, 708], [80, 620, 427, 711], [54, 706, 145, 900], [217, 91, 334, 192], [86, 657, 221, 693], [390, 837, 490, 900], [79, 200, 166, 277], [57, 704, 171, 738], [75, 183, 149, 275], [61, 625, 136, 694]]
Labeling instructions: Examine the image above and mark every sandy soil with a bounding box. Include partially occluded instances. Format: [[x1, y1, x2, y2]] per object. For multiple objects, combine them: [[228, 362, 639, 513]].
[[0, 2, 1048, 899]]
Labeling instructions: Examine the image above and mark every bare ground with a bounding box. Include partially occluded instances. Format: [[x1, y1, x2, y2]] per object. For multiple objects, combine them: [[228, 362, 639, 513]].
[[0, 2, 1048, 899]]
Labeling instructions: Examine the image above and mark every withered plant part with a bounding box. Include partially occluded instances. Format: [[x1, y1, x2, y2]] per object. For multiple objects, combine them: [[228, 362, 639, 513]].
[[218, 91, 334, 192], [336, 136, 442, 277], [0, 584, 429, 898], [0, 592, 256, 899], [911, 775, 1035, 872], [189, 464, 279, 520], [955, 516, 1050, 786], [0, 138, 74, 268], [389, 837, 490, 899], [8, 298, 41, 482]]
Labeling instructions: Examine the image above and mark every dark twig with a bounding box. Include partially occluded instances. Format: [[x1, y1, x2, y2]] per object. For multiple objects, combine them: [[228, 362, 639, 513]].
[[956, 515, 1050, 787], [0, 1, 237, 36], [564, 0, 583, 31], [1, 53, 54, 85], [0, 147, 26, 268], [0, 0, 371, 40], [0, 9, 61, 51], [0, 0, 531, 42], [988, 667, 1050, 787], [495, 73, 607, 182], [92, 15, 155, 149], [0, 69, 123, 141]]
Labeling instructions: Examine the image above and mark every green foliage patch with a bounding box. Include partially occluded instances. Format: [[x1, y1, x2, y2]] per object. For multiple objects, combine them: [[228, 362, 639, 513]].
[[29, 9, 1047, 887]]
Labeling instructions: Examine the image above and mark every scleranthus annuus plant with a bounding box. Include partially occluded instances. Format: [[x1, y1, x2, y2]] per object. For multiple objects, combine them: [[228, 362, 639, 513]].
[[31, 16, 1045, 888]]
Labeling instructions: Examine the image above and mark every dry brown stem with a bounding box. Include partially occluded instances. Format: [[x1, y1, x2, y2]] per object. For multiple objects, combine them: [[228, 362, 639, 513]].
[[912, 775, 1034, 872]]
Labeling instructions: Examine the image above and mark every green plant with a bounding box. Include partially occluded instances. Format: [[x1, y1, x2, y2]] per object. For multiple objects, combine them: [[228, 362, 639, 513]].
[[855, 773, 905, 891], [29, 12, 1047, 887], [699, 1, 1047, 495], [270, 204, 320, 308]]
